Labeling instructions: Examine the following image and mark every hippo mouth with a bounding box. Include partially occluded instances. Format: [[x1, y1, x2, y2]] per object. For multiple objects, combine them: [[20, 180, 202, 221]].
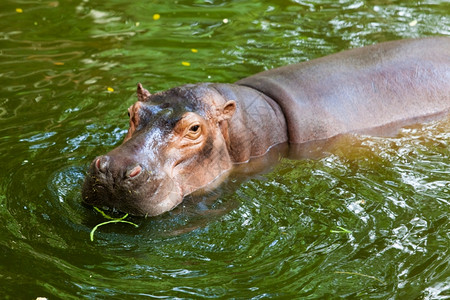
[[82, 157, 184, 216]]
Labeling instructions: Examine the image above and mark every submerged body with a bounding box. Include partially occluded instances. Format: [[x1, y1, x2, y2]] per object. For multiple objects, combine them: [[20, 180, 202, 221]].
[[82, 37, 450, 216]]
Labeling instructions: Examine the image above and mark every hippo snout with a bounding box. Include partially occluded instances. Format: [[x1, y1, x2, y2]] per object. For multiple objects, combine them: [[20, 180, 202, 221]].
[[95, 155, 110, 174], [82, 152, 184, 216], [82, 155, 150, 212], [94, 155, 143, 180]]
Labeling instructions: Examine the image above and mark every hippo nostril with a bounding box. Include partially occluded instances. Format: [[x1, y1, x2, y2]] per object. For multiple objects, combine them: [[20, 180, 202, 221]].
[[127, 165, 142, 178], [95, 156, 110, 173]]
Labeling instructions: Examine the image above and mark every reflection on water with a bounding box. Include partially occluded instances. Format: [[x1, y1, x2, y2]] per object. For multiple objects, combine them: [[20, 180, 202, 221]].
[[0, 0, 449, 298], [44, 117, 450, 298]]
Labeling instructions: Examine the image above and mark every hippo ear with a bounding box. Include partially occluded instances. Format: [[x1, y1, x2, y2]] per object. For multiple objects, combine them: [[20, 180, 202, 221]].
[[137, 83, 151, 102], [220, 100, 236, 120]]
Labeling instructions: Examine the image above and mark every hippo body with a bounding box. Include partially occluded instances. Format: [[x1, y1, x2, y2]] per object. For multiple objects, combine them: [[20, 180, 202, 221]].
[[237, 37, 450, 144], [83, 37, 450, 216]]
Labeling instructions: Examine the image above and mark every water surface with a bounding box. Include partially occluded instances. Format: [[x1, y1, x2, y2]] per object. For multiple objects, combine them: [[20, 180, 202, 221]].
[[0, 0, 449, 298]]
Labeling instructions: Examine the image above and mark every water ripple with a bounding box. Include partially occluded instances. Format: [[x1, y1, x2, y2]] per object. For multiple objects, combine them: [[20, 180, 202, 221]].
[[0, 0, 449, 298]]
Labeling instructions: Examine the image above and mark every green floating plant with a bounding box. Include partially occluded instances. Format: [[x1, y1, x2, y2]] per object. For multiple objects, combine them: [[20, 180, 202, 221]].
[[90, 207, 139, 242], [330, 226, 352, 234], [334, 271, 385, 285]]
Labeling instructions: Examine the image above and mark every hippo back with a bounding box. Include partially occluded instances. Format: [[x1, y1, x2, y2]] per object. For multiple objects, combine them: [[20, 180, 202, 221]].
[[237, 37, 450, 144]]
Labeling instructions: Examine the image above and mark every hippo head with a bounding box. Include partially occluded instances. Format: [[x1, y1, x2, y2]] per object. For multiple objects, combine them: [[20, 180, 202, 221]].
[[82, 83, 236, 216]]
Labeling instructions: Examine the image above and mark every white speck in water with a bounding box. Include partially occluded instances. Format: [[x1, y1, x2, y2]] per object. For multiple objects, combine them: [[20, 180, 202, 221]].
[[409, 20, 418, 27]]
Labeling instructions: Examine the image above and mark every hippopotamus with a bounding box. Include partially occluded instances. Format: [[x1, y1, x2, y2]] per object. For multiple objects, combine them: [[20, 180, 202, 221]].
[[82, 37, 450, 216]]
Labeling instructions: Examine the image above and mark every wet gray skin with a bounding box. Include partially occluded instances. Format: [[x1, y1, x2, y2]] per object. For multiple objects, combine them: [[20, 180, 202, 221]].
[[83, 37, 450, 216], [82, 83, 254, 216]]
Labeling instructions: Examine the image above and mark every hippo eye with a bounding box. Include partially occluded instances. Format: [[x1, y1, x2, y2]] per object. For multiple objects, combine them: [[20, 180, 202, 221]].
[[185, 123, 201, 139]]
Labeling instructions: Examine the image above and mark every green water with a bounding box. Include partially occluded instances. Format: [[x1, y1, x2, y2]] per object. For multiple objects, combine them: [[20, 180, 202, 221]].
[[1, 0, 449, 298]]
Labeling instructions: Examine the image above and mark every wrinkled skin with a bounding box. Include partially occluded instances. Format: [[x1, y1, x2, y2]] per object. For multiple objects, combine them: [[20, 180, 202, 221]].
[[83, 37, 450, 216], [82, 83, 287, 216]]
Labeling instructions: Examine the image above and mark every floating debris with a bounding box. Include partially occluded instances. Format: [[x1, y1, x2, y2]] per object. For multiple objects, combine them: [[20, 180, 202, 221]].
[[334, 271, 385, 284], [330, 226, 352, 234], [90, 207, 138, 242], [409, 20, 418, 26]]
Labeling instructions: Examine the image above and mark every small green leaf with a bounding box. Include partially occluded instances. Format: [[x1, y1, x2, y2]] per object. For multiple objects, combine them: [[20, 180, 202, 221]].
[[334, 271, 385, 284], [90, 207, 139, 241], [330, 226, 352, 234]]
